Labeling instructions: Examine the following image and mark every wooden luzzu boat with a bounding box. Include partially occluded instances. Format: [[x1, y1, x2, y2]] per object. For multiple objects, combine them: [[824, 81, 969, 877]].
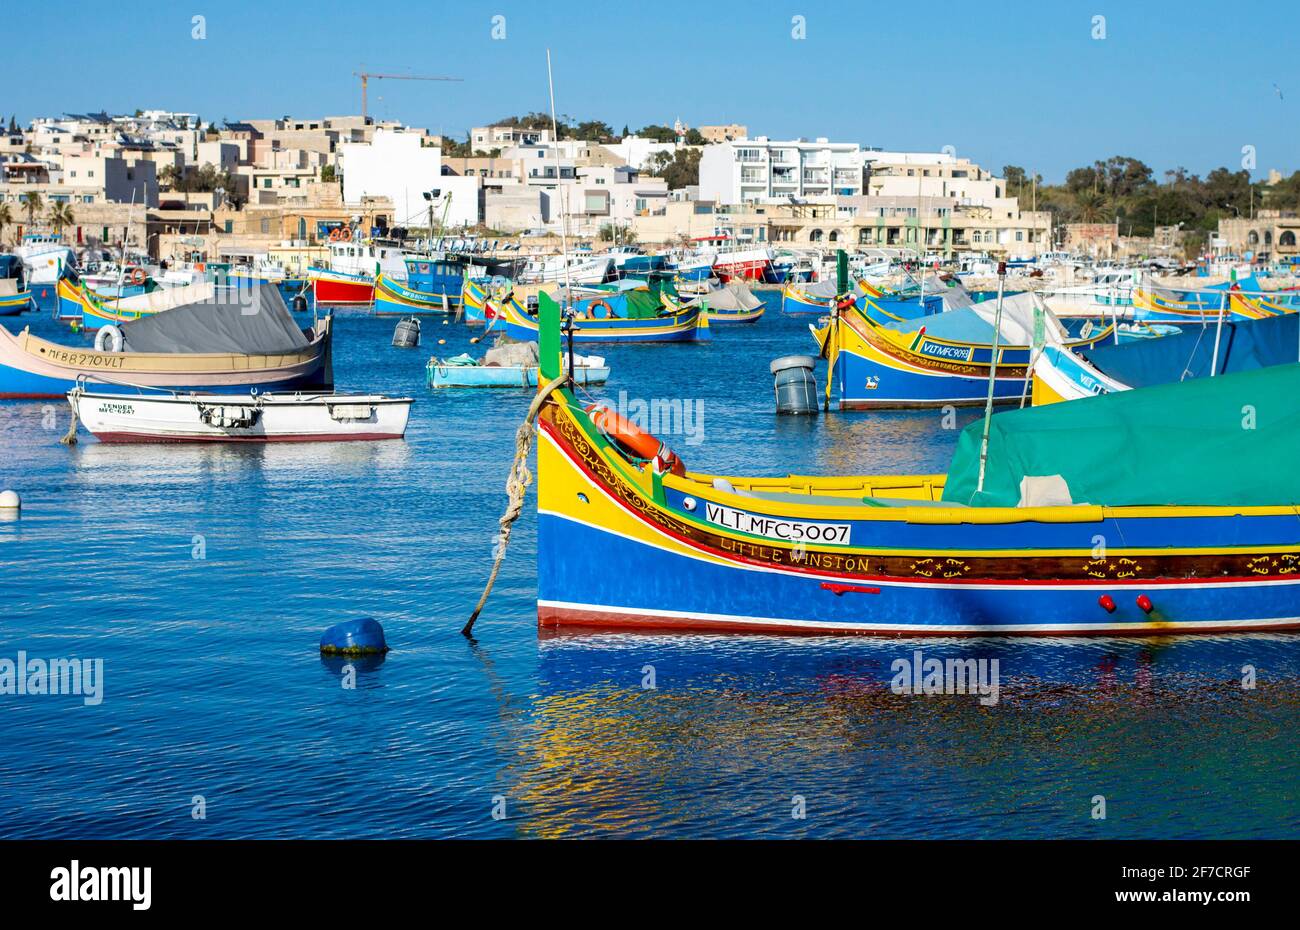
[[532, 292, 1300, 636], [0, 285, 331, 399], [502, 288, 709, 343]]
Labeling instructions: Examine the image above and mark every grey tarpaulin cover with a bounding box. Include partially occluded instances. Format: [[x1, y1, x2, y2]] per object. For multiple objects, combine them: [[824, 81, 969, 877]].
[[702, 281, 763, 311], [120, 284, 308, 354]]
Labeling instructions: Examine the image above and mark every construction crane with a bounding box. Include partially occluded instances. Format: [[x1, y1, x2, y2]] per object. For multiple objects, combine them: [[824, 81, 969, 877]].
[[353, 72, 463, 121]]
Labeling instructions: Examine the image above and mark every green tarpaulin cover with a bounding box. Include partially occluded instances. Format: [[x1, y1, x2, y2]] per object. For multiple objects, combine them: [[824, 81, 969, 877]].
[[942, 362, 1300, 508]]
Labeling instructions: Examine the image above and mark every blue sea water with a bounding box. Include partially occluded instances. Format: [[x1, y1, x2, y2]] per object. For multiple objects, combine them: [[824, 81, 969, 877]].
[[1, 293, 1297, 839]]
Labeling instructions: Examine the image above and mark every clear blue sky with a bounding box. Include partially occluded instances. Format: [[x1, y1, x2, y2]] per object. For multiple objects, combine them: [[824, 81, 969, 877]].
[[4, 0, 1297, 182]]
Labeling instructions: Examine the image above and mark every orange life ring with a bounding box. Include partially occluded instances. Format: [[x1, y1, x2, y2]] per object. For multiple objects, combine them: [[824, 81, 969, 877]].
[[586, 299, 615, 320], [129, 267, 147, 286], [338, 227, 353, 242], [585, 403, 685, 476], [328, 228, 342, 242]]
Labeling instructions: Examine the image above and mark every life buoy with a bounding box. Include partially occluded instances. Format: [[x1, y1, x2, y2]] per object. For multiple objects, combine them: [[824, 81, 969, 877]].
[[585, 403, 685, 476], [328, 229, 342, 242], [129, 267, 146, 286], [338, 227, 353, 242], [586, 299, 615, 320], [94, 324, 124, 353]]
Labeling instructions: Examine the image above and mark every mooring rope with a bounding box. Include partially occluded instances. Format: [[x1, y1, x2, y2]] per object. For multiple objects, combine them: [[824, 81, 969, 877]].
[[60, 387, 81, 445], [463, 377, 568, 637]]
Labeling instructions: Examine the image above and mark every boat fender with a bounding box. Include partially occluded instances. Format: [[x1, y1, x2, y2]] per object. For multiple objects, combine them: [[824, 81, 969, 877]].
[[94, 324, 124, 353], [585, 403, 685, 477]]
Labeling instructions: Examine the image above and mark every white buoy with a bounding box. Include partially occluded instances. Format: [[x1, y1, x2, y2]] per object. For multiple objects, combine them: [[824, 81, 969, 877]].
[[0, 490, 20, 511]]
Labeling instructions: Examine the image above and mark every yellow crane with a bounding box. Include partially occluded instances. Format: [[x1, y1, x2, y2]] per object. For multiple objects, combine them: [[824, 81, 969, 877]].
[[353, 72, 463, 121]]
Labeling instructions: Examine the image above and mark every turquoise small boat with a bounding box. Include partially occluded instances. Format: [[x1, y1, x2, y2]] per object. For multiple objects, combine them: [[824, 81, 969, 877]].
[[427, 342, 609, 389]]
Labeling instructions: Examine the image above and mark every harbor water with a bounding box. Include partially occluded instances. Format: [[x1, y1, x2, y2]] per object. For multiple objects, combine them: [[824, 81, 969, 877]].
[[1, 293, 1297, 838]]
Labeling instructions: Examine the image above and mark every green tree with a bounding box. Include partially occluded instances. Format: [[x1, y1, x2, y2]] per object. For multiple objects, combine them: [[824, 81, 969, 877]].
[[1073, 190, 1110, 223], [21, 191, 43, 228], [47, 201, 75, 235], [644, 149, 702, 189], [636, 124, 678, 143], [684, 128, 705, 146], [320, 164, 337, 183]]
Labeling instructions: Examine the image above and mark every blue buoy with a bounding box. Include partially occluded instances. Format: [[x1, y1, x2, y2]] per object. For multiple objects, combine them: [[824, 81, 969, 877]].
[[319, 617, 389, 656]]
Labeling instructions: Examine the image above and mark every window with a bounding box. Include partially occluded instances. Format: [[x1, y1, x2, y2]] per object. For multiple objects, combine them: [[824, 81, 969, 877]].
[[263, 178, 273, 188], [828, 230, 839, 242], [261, 219, 271, 234], [859, 228, 872, 244], [972, 231, 982, 243], [1281, 231, 1297, 247], [809, 229, 823, 242], [1016, 231, 1024, 241]]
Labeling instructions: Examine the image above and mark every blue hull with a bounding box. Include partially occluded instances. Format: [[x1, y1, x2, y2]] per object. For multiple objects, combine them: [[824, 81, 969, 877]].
[[832, 345, 1027, 409], [539, 511, 1300, 634]]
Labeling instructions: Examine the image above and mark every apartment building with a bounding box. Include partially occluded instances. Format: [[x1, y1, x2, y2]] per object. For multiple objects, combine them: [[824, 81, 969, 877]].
[[470, 125, 554, 153], [699, 137, 866, 204]]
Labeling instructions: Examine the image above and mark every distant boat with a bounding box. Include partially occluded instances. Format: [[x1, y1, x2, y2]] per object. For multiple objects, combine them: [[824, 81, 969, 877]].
[[68, 389, 410, 442], [427, 341, 608, 388], [373, 273, 453, 316], [309, 266, 375, 305], [502, 290, 710, 343], [0, 285, 332, 399], [674, 280, 765, 323]]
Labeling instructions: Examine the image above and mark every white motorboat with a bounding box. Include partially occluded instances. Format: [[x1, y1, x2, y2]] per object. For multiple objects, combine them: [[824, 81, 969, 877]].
[[67, 388, 412, 443]]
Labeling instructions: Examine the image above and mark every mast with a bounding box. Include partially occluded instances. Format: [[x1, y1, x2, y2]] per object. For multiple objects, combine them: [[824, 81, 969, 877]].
[[546, 49, 572, 295]]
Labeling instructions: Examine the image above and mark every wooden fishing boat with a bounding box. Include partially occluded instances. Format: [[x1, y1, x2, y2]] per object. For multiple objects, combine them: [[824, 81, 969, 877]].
[[0, 286, 332, 399], [667, 281, 765, 323], [1031, 312, 1299, 405], [813, 294, 1114, 409], [501, 290, 709, 343], [531, 293, 1300, 636], [67, 388, 410, 442], [373, 273, 453, 316], [782, 280, 837, 315], [0, 287, 32, 316], [309, 266, 375, 305]]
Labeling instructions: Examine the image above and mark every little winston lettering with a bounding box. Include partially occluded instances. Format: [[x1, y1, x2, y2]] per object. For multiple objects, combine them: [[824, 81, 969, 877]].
[[705, 502, 852, 544]]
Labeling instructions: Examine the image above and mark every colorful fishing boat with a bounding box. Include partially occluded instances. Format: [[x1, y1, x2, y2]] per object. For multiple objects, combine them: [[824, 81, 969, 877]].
[[1129, 277, 1258, 325], [67, 389, 410, 443], [531, 291, 1300, 636], [813, 293, 1114, 409], [0, 286, 332, 399], [782, 280, 837, 315], [373, 273, 454, 316], [1031, 312, 1300, 406], [690, 280, 765, 324], [309, 266, 375, 305], [501, 289, 710, 343]]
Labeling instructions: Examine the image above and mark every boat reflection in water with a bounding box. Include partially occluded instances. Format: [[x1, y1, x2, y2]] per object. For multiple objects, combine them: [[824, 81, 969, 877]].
[[482, 632, 1300, 838]]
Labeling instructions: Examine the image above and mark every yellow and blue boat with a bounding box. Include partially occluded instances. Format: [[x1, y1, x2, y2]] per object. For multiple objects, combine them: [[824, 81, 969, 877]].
[[814, 292, 1113, 409], [0, 289, 32, 316], [1031, 311, 1300, 406], [373, 273, 454, 316], [502, 286, 709, 343], [56, 277, 160, 328], [531, 289, 1300, 636]]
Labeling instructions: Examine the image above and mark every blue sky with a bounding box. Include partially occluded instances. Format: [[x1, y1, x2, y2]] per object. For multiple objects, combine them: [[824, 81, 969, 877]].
[[4, 0, 1297, 182]]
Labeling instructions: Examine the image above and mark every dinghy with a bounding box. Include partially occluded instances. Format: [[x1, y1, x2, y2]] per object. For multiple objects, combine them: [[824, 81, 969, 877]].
[[66, 387, 411, 443], [427, 340, 609, 388]]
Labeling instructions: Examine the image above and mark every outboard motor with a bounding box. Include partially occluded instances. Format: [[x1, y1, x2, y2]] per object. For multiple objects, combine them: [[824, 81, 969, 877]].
[[770, 355, 819, 415]]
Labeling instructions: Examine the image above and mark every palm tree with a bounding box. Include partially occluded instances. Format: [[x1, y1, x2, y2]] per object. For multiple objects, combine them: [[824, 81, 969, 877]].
[[21, 191, 43, 229], [47, 202, 75, 236], [1074, 190, 1110, 224], [0, 204, 12, 245]]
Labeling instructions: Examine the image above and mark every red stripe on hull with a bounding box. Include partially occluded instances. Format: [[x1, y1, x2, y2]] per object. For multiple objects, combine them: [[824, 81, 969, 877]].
[[89, 431, 402, 443], [313, 279, 374, 304], [538, 603, 1300, 638]]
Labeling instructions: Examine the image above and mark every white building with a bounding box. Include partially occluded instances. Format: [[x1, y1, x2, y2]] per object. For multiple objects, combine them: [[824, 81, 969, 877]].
[[862, 151, 1005, 204], [699, 137, 865, 204], [602, 135, 680, 172], [340, 128, 443, 226]]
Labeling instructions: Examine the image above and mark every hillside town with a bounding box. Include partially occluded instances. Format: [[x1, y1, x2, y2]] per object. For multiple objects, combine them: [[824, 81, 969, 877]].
[[8, 108, 1286, 271]]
